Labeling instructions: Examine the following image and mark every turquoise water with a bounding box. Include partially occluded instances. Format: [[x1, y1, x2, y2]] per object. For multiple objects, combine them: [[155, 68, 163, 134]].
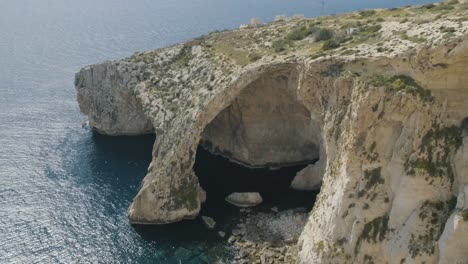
[[0, 0, 436, 262]]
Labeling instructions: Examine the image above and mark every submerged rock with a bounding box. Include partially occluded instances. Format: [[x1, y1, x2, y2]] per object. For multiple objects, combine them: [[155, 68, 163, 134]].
[[174, 247, 193, 261], [217, 231, 226, 238], [201, 216, 216, 229], [225, 192, 263, 208]]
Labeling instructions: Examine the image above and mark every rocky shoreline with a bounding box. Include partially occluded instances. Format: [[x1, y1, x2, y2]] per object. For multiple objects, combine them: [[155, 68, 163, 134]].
[[203, 207, 308, 264]]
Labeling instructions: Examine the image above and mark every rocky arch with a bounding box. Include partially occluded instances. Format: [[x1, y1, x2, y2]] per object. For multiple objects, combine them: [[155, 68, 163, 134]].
[[193, 66, 326, 205], [126, 62, 329, 224], [200, 68, 321, 168]]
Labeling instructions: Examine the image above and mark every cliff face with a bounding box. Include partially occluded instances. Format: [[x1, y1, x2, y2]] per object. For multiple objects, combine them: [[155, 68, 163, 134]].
[[76, 2, 468, 263], [75, 62, 153, 135]]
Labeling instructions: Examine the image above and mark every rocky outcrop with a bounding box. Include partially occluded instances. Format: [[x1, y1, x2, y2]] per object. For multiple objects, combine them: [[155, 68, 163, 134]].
[[290, 162, 323, 191], [75, 2, 468, 263], [75, 61, 153, 135]]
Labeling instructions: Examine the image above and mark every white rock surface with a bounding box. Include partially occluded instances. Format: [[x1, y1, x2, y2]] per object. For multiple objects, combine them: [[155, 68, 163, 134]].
[[290, 162, 323, 191]]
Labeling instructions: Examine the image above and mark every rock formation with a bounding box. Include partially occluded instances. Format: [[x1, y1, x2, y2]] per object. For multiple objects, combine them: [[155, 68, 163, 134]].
[[201, 215, 216, 229], [225, 192, 263, 207], [75, 1, 468, 263]]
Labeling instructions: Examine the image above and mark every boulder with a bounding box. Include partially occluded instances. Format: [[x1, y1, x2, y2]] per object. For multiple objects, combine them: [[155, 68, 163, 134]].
[[225, 192, 263, 207]]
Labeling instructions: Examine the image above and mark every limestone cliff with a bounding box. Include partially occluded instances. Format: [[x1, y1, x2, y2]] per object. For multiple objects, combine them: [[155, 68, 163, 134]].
[[76, 1, 468, 263]]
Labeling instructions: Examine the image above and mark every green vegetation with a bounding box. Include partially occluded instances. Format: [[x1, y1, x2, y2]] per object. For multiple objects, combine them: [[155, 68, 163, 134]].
[[440, 26, 456, 33], [248, 52, 262, 62], [271, 23, 350, 53], [272, 38, 288, 52], [321, 63, 344, 77], [351, 24, 382, 44], [409, 196, 457, 257], [359, 10, 377, 18], [421, 3, 436, 10], [406, 125, 462, 183], [175, 43, 194, 66], [322, 39, 340, 50], [169, 176, 199, 211], [364, 74, 433, 102], [355, 216, 389, 254], [315, 28, 334, 41], [433, 3, 455, 11], [317, 240, 325, 251], [400, 32, 427, 43], [364, 167, 384, 190], [361, 216, 389, 243], [286, 24, 318, 41]]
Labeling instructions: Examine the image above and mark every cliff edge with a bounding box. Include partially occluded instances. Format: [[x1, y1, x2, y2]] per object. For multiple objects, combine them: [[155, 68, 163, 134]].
[[75, 1, 468, 263]]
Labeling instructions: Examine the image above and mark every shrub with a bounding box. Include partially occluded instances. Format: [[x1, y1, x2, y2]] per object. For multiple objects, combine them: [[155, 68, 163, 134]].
[[322, 39, 340, 50], [400, 33, 427, 43], [365, 74, 433, 101], [359, 10, 376, 18], [287, 25, 317, 41], [433, 4, 455, 11], [272, 39, 289, 52], [366, 24, 382, 33], [175, 43, 193, 66], [317, 240, 325, 251], [441, 26, 456, 33], [421, 4, 435, 9], [364, 167, 384, 190], [248, 53, 262, 62], [315, 28, 334, 41]]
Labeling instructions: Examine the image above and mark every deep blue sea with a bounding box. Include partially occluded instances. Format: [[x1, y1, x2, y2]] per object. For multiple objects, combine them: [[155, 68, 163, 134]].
[[0, 0, 436, 263]]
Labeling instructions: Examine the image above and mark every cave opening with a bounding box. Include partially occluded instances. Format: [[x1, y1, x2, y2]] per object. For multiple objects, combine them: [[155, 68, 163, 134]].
[[194, 146, 318, 207], [193, 69, 324, 217]]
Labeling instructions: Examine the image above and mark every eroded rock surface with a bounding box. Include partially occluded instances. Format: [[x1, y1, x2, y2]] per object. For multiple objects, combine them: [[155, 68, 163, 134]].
[[76, 2, 468, 263]]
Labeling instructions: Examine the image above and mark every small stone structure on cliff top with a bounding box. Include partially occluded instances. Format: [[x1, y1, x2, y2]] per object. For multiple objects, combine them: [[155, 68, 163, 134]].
[[75, 1, 468, 263]]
